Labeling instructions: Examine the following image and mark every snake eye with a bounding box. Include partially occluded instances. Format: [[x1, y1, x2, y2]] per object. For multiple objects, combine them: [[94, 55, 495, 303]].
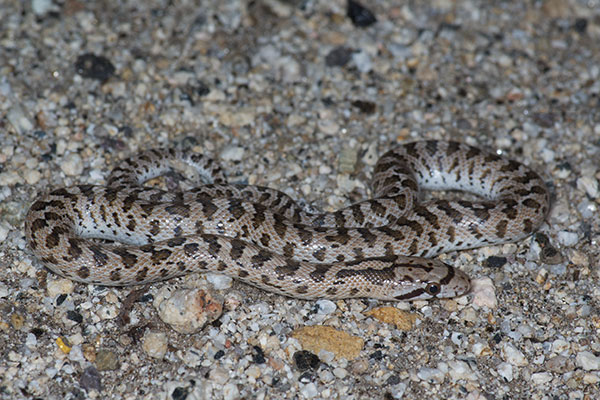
[[425, 282, 441, 296]]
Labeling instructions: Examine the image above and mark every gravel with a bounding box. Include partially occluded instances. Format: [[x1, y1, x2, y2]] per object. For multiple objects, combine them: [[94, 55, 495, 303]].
[[1, 0, 599, 399]]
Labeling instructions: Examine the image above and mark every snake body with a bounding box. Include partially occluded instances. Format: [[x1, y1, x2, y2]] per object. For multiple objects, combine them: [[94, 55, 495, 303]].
[[24, 141, 550, 300]]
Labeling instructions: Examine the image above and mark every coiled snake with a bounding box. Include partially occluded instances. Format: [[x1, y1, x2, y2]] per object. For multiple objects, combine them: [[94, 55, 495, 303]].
[[24, 140, 550, 300]]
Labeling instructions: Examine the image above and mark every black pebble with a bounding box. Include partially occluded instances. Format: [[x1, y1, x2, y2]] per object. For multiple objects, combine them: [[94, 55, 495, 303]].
[[491, 332, 503, 344], [298, 371, 316, 382], [347, 0, 377, 27], [351, 100, 376, 114], [79, 366, 102, 392], [196, 81, 210, 96], [214, 349, 225, 360], [66, 310, 83, 323], [172, 386, 189, 400], [369, 350, 384, 360], [56, 293, 67, 306], [486, 256, 507, 269], [139, 293, 154, 303], [119, 126, 133, 137], [30, 327, 45, 338], [573, 18, 587, 34], [33, 130, 47, 139], [252, 345, 266, 364], [325, 46, 354, 67], [293, 350, 320, 371], [75, 53, 116, 82]]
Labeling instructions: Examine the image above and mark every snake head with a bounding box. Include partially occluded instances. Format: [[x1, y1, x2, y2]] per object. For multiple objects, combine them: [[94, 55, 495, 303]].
[[389, 259, 471, 301]]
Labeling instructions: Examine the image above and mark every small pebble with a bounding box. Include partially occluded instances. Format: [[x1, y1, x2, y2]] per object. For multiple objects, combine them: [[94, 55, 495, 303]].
[[338, 147, 358, 174], [276, 56, 301, 82], [351, 100, 376, 114], [68, 345, 85, 363], [293, 350, 320, 371], [75, 53, 116, 82], [222, 383, 240, 400], [577, 176, 599, 198], [472, 342, 492, 357], [0, 171, 23, 186], [516, 323, 534, 339], [79, 366, 102, 392], [246, 365, 261, 380], [317, 349, 335, 364], [60, 153, 84, 176], [352, 50, 373, 73], [540, 148, 556, 163], [220, 146, 245, 161], [545, 355, 570, 373], [218, 108, 255, 127], [31, 0, 55, 16], [23, 169, 42, 185], [97, 304, 118, 320], [315, 299, 336, 315], [389, 382, 408, 399], [319, 369, 334, 383], [350, 358, 369, 374], [450, 332, 464, 346], [155, 288, 223, 334], [95, 349, 119, 371], [142, 331, 168, 359], [347, 0, 377, 27], [252, 345, 266, 364], [364, 306, 417, 330], [332, 367, 348, 379], [300, 382, 319, 398], [7, 106, 34, 135], [576, 351, 600, 371], [25, 333, 37, 348], [531, 372, 553, 385], [209, 367, 230, 384], [502, 343, 528, 366], [497, 362, 513, 382], [325, 47, 354, 67], [583, 373, 600, 384], [557, 231, 579, 247], [292, 325, 364, 360], [11, 313, 25, 329], [552, 339, 569, 354], [540, 245, 564, 264], [417, 367, 444, 383], [171, 387, 190, 400], [471, 277, 498, 309], [577, 200, 596, 219], [0, 222, 10, 242], [318, 118, 340, 135], [66, 310, 83, 323], [486, 256, 507, 268], [205, 273, 233, 290], [45, 367, 58, 379], [0, 282, 8, 298], [448, 360, 476, 381], [46, 278, 75, 297]]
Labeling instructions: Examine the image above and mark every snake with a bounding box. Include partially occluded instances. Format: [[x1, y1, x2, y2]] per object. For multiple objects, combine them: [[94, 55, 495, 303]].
[[24, 140, 550, 301]]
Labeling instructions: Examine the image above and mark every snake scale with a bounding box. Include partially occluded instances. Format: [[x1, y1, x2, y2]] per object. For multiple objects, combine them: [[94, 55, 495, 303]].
[[24, 140, 550, 300]]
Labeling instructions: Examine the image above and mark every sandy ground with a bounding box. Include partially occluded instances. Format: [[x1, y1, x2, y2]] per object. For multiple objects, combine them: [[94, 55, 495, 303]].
[[1, 0, 599, 399]]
